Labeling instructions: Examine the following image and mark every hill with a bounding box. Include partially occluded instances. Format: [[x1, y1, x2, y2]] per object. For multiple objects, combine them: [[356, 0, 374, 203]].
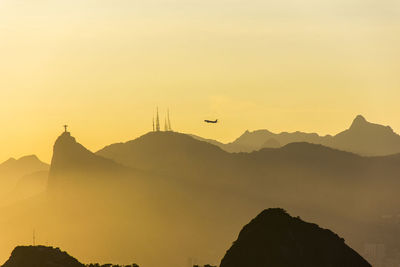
[[1, 246, 139, 267], [0, 155, 48, 175], [2, 246, 84, 267], [48, 131, 130, 192], [0, 155, 49, 205], [220, 208, 371, 267]]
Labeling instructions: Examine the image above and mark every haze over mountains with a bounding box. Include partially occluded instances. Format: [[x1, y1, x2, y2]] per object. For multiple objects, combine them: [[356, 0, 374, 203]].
[[193, 115, 400, 156], [0, 155, 48, 205], [0, 114, 399, 266], [1, 210, 371, 267]]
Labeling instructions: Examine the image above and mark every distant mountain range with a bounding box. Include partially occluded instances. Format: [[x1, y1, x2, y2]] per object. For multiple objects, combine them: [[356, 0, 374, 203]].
[[0, 155, 48, 205], [192, 115, 400, 156], [1, 121, 400, 266], [0, 155, 48, 177]]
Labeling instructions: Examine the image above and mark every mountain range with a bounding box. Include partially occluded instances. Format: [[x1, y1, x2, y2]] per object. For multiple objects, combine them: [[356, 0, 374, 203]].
[[0, 115, 400, 266], [192, 115, 400, 156], [0, 155, 49, 205]]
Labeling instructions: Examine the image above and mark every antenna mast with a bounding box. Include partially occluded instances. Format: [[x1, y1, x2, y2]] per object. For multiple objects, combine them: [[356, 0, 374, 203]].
[[167, 108, 172, 131], [156, 107, 160, 131]]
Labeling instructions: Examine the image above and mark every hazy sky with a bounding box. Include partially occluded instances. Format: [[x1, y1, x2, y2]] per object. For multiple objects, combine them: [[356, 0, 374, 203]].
[[0, 0, 399, 162]]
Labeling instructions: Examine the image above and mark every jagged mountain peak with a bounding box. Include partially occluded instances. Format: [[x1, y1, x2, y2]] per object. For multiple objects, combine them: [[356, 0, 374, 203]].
[[349, 115, 394, 133], [350, 115, 369, 129]]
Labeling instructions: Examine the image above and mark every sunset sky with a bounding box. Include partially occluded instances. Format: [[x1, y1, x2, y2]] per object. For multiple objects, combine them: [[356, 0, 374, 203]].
[[0, 0, 399, 162]]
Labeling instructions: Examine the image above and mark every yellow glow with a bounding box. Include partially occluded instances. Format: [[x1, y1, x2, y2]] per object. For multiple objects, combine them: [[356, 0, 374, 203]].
[[1, 0, 400, 162]]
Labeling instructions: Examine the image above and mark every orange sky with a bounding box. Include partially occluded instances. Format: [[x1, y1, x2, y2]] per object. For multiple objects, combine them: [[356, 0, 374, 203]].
[[0, 0, 399, 162]]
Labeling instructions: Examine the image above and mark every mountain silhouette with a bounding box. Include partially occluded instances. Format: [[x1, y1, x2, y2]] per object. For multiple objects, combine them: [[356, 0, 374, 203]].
[[2, 246, 85, 267], [96, 131, 231, 184], [0, 155, 48, 178], [96, 130, 400, 218], [48, 131, 129, 191], [1, 246, 140, 267], [326, 115, 400, 156], [2, 131, 400, 266], [220, 208, 371, 267], [213, 129, 331, 153], [0, 155, 49, 204], [195, 115, 400, 156]]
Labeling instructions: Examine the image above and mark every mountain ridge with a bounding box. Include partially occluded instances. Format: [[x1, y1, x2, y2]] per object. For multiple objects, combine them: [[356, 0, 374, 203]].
[[192, 115, 400, 156], [2, 126, 400, 267]]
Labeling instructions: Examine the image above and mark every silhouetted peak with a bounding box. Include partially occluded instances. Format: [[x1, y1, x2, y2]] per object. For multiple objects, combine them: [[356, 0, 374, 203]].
[[220, 208, 371, 267], [350, 115, 368, 129], [48, 131, 126, 190], [347, 114, 395, 135], [1, 155, 43, 166], [17, 155, 40, 163], [51, 132, 93, 161], [0, 155, 48, 172], [99, 131, 226, 156], [233, 129, 274, 147], [50, 132, 99, 173], [245, 208, 292, 226], [2, 157, 17, 165], [55, 131, 76, 146], [257, 208, 290, 219], [2, 246, 85, 267]]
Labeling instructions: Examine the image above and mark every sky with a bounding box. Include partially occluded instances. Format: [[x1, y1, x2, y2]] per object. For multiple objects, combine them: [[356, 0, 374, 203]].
[[0, 0, 400, 162]]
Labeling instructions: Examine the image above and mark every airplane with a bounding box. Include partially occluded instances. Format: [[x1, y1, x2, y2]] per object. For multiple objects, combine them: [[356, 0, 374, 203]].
[[204, 119, 218, 123]]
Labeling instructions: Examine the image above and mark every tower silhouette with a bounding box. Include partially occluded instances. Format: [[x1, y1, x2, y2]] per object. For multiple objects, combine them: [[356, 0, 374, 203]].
[[164, 117, 168, 131], [155, 107, 160, 131], [167, 109, 172, 131]]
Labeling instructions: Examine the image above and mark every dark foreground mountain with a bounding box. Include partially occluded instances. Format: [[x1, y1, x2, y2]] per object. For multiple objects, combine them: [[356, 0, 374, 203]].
[[220, 209, 371, 267], [1, 246, 139, 267], [194, 115, 400, 156], [2, 246, 84, 267]]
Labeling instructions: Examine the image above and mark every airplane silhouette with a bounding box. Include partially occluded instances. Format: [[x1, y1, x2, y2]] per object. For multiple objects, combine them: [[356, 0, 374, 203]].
[[205, 119, 218, 124]]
